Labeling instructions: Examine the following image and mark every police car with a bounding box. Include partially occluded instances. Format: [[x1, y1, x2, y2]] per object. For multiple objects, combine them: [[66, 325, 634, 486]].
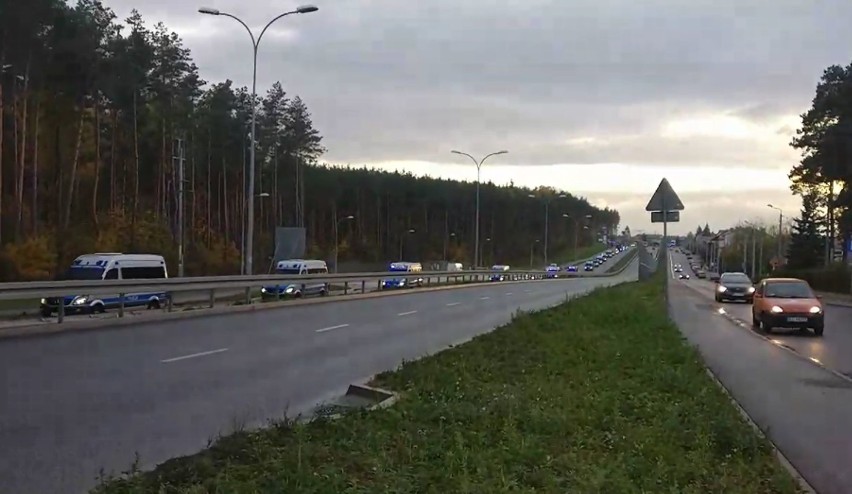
[[381, 262, 424, 289], [261, 259, 329, 299]]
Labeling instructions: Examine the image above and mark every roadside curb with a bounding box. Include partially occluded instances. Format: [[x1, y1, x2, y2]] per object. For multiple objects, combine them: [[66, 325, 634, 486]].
[[816, 292, 852, 309], [700, 365, 817, 494]]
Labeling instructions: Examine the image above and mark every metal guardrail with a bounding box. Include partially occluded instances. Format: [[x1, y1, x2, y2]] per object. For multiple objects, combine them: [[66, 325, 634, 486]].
[[0, 247, 636, 323]]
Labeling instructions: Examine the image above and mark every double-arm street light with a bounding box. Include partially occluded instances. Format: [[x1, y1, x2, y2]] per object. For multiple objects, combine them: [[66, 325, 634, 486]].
[[450, 150, 508, 268], [528, 193, 566, 265], [333, 215, 355, 273], [563, 213, 592, 261], [199, 4, 318, 275], [766, 203, 783, 262]]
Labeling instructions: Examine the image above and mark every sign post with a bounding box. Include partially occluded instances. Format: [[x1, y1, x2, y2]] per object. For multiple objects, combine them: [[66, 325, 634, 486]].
[[645, 178, 685, 313]]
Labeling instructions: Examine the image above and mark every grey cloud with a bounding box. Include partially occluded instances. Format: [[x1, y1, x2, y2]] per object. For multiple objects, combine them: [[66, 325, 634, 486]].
[[107, 0, 852, 166]]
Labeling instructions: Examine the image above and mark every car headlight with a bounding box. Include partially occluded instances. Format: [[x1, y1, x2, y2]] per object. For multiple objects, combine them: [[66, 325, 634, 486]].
[[809, 306, 822, 314], [40, 298, 46, 304], [72, 296, 88, 305], [770, 306, 784, 314], [747, 286, 755, 293], [261, 288, 267, 293], [285, 286, 295, 293], [398, 280, 405, 286], [717, 286, 727, 292]]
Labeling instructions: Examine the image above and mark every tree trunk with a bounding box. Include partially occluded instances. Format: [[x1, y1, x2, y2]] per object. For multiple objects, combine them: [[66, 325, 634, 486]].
[[222, 157, 229, 244], [31, 96, 40, 235], [91, 97, 101, 232], [206, 130, 211, 246], [11, 77, 18, 236], [272, 150, 278, 228], [15, 57, 30, 240], [190, 131, 196, 244], [131, 91, 140, 248], [109, 110, 117, 213], [62, 107, 86, 230], [0, 50, 5, 245]]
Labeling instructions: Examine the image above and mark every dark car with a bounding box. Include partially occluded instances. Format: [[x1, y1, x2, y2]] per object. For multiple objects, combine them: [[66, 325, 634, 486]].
[[715, 272, 755, 303]]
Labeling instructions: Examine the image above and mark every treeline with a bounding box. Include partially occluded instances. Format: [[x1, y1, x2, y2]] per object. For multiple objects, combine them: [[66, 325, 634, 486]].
[[780, 61, 852, 293], [0, 0, 618, 280], [788, 62, 852, 269]]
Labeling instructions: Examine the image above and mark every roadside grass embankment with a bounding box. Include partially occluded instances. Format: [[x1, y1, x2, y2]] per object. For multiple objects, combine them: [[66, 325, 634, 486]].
[[93, 270, 800, 493], [604, 248, 637, 274]]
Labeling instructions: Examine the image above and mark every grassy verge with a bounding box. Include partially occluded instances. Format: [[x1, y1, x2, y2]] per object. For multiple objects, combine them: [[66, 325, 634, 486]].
[[93, 272, 800, 493], [563, 242, 606, 264], [604, 248, 637, 274]]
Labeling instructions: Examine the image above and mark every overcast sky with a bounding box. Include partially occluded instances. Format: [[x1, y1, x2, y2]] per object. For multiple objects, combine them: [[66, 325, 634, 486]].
[[107, 0, 852, 235]]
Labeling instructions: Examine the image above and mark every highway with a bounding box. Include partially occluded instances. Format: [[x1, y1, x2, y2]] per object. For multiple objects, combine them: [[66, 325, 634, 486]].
[[0, 250, 615, 330], [667, 249, 852, 494], [0, 251, 638, 494]]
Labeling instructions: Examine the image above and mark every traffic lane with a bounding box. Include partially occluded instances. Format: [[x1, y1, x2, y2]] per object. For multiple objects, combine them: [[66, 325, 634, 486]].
[[668, 248, 852, 377], [676, 275, 852, 378], [669, 278, 852, 494], [0, 260, 638, 494]]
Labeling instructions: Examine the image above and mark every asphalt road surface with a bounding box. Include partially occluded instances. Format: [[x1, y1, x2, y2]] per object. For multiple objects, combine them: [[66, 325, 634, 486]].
[[667, 249, 852, 494], [0, 253, 637, 494], [669, 250, 852, 379]]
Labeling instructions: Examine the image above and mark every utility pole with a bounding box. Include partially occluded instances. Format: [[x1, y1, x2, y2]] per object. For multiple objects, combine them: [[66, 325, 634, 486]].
[[758, 228, 764, 279]]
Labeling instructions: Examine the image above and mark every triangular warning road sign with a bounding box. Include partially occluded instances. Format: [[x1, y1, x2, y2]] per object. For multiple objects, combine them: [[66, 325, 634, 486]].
[[645, 178, 684, 211]]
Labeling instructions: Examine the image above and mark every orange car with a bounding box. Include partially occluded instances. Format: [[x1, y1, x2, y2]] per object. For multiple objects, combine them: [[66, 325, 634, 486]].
[[751, 277, 824, 336]]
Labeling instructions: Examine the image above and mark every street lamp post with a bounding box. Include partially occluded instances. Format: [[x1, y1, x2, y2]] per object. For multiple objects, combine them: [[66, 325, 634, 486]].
[[529, 239, 540, 268], [333, 215, 355, 273], [529, 193, 566, 265], [450, 150, 508, 269], [200, 4, 318, 276], [767, 204, 783, 265], [444, 232, 456, 260], [399, 228, 416, 260], [563, 213, 592, 262]]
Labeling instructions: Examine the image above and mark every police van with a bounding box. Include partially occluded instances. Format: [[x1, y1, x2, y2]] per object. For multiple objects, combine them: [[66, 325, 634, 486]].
[[40, 253, 168, 317], [490, 265, 511, 282], [381, 262, 424, 289], [261, 259, 329, 299]]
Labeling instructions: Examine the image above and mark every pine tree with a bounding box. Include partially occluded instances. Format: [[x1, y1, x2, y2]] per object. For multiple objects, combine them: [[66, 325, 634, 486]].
[[787, 192, 824, 269]]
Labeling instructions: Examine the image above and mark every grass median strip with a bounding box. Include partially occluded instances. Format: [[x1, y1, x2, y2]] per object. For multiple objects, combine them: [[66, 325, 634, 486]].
[[93, 274, 800, 494], [605, 249, 638, 274]]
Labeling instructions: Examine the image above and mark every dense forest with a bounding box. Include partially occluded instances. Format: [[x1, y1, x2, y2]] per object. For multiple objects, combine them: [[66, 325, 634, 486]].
[[0, 0, 619, 280]]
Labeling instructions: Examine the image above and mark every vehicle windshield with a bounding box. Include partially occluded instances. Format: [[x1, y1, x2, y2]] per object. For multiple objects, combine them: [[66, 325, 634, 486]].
[[721, 273, 751, 284], [275, 268, 301, 275], [58, 266, 105, 281], [389, 266, 410, 273], [766, 281, 814, 299]]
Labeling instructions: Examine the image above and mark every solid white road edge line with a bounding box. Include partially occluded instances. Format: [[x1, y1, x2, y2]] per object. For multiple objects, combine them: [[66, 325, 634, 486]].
[[397, 310, 418, 316], [315, 323, 350, 333], [161, 347, 229, 363]]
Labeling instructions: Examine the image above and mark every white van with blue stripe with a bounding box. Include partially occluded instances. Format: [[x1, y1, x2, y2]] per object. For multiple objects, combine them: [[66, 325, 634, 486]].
[[40, 253, 169, 317]]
